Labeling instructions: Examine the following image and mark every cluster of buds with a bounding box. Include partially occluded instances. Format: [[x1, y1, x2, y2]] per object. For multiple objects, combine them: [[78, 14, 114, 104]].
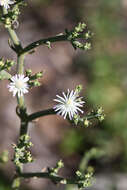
[[65, 22, 92, 50], [1, 1, 26, 29], [9, 4, 20, 29], [67, 23, 87, 39], [0, 58, 15, 71], [76, 170, 93, 189], [46, 160, 93, 189], [12, 135, 33, 172], [73, 107, 105, 127], [11, 4, 20, 21], [25, 69, 43, 88], [48, 160, 64, 177], [4, 17, 12, 28], [96, 107, 105, 121]]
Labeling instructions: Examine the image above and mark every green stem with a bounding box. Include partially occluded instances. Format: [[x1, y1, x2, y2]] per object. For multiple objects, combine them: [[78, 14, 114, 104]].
[[2, 7, 25, 110], [14, 0, 23, 5], [7, 27, 21, 47], [28, 108, 55, 121], [2, 7, 28, 175], [2, 9, 25, 110], [85, 114, 100, 120], [2, 7, 28, 133], [17, 54, 25, 75], [27, 109, 101, 122], [17, 96, 25, 109], [2, 8, 22, 53], [22, 34, 68, 54], [19, 120, 28, 136], [16, 54, 25, 109], [19, 172, 78, 185], [79, 148, 105, 172]]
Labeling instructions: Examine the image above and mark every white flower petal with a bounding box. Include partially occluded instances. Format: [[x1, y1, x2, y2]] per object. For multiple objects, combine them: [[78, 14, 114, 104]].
[[54, 98, 64, 104], [0, 0, 14, 9]]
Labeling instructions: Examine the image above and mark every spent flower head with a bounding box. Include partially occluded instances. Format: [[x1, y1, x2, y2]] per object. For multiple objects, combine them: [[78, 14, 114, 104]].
[[53, 89, 85, 120], [8, 74, 29, 97], [0, 0, 14, 9]]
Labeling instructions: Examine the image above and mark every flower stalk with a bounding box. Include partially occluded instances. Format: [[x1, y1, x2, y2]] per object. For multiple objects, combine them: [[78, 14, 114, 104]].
[[0, 2, 104, 189], [2, 5, 28, 175]]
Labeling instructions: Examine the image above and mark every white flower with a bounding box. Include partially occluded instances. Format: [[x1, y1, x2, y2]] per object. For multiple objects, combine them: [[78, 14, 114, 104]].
[[8, 74, 29, 97], [53, 89, 85, 120], [0, 0, 14, 9]]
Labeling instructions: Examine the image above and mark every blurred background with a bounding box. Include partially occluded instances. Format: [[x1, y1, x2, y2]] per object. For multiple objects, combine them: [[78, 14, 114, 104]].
[[0, 0, 127, 189]]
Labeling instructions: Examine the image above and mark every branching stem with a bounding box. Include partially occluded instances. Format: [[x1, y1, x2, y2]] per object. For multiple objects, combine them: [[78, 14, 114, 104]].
[[2, 6, 28, 174], [28, 108, 55, 121], [19, 172, 79, 185], [22, 34, 68, 54], [1, 6, 95, 189], [21, 33, 85, 54]]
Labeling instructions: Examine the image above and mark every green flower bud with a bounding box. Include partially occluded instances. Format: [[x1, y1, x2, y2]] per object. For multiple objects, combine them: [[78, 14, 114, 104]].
[[0, 60, 4, 67], [35, 72, 43, 78], [76, 170, 82, 177], [97, 107, 103, 114], [34, 80, 41, 86], [84, 42, 91, 50], [26, 69, 32, 76], [84, 118, 89, 127], [5, 18, 11, 28], [57, 160, 64, 168], [60, 179, 67, 184]]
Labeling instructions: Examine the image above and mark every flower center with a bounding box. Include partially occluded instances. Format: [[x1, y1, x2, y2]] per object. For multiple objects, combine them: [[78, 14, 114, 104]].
[[66, 99, 73, 107], [15, 80, 24, 89]]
